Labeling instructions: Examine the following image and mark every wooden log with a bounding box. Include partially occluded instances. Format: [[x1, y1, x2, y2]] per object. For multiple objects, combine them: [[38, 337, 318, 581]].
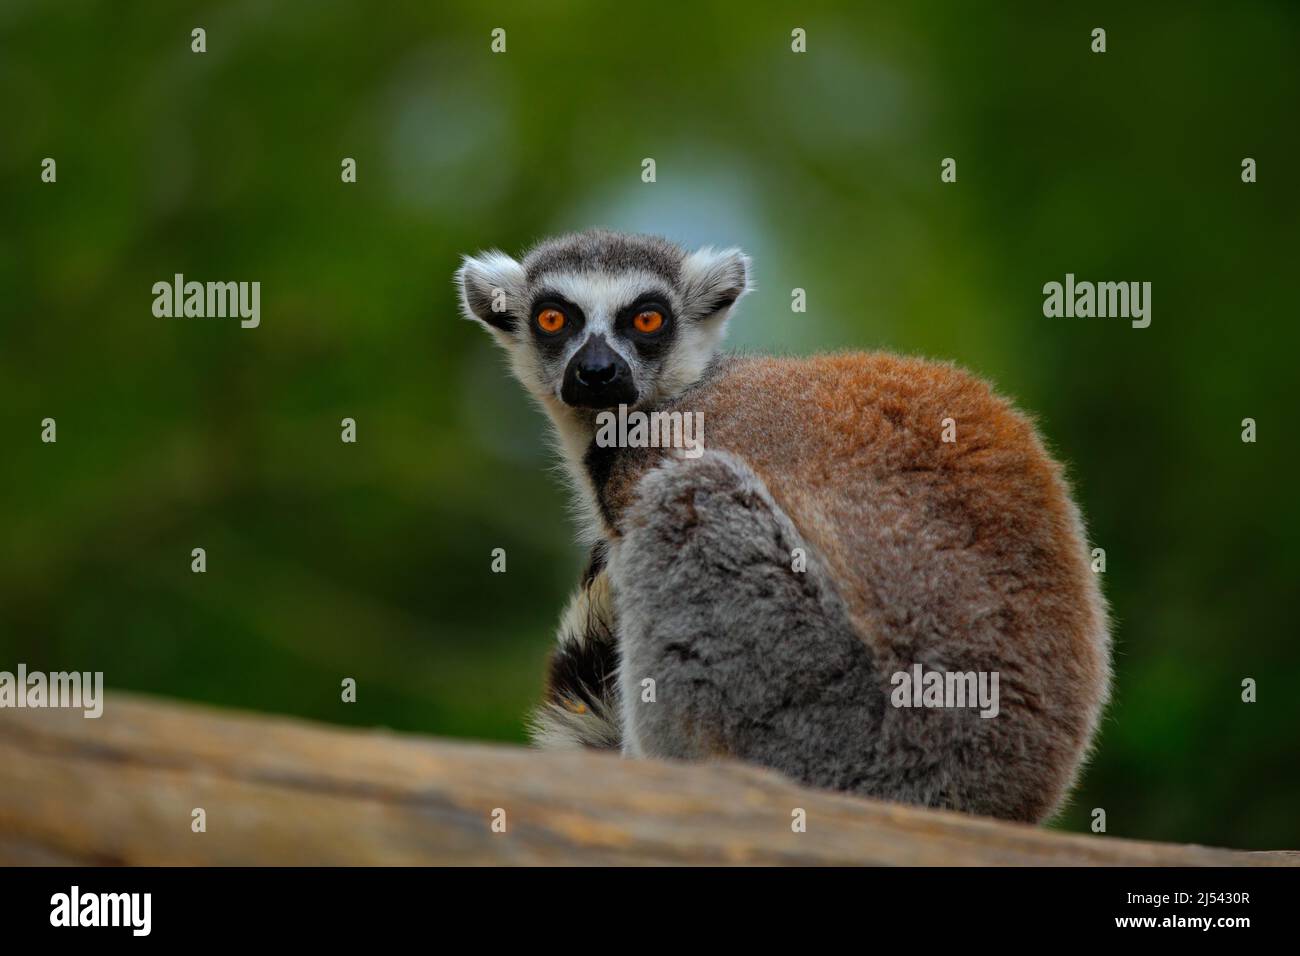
[[0, 693, 1291, 866]]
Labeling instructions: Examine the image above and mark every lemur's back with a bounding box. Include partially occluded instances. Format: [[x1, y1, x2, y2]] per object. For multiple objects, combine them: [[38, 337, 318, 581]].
[[601, 351, 1110, 820]]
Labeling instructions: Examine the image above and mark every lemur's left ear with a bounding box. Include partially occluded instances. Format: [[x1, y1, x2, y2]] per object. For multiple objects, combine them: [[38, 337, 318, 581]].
[[680, 247, 752, 321], [455, 251, 527, 334]]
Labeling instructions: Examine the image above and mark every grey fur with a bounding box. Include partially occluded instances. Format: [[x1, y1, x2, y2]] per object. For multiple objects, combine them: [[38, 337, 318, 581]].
[[522, 230, 684, 285], [612, 451, 886, 795]]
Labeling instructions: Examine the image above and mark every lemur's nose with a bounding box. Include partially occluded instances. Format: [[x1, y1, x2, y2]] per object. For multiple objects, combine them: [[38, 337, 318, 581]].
[[574, 336, 622, 387], [561, 335, 637, 409], [576, 358, 618, 387]]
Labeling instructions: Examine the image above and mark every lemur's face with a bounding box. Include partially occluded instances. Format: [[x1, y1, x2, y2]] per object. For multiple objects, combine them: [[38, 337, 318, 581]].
[[457, 230, 750, 412]]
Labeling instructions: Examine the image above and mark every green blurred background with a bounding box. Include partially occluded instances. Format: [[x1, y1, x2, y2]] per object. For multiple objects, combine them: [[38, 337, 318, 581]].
[[2, 1, 1297, 849]]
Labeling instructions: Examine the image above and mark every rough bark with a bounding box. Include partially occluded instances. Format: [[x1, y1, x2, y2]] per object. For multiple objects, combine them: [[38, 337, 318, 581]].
[[0, 693, 1291, 866]]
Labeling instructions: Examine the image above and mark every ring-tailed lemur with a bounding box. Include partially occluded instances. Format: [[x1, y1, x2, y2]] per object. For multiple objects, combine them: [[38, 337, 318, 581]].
[[455, 229, 1111, 822]]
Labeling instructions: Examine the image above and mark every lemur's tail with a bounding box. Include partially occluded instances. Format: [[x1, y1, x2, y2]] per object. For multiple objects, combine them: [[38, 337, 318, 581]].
[[528, 555, 623, 751]]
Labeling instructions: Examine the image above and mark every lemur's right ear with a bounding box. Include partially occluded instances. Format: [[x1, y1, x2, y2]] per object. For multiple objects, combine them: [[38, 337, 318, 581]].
[[455, 252, 526, 334]]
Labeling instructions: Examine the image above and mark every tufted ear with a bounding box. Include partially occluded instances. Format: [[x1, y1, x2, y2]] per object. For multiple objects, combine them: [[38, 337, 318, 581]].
[[455, 251, 527, 333], [680, 246, 752, 322]]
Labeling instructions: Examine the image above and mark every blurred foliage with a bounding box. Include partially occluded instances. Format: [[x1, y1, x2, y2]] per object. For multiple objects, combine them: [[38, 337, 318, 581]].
[[1, 1, 1297, 849]]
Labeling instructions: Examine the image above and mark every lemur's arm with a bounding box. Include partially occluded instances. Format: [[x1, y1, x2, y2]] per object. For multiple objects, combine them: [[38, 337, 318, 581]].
[[526, 543, 623, 751]]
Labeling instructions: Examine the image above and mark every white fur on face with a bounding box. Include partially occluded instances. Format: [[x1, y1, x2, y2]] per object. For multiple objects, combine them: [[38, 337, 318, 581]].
[[531, 269, 676, 400], [461, 245, 751, 407], [528, 268, 747, 408], [657, 308, 730, 399]]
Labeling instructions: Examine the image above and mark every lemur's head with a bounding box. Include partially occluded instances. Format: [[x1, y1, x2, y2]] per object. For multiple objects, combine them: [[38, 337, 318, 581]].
[[456, 230, 750, 413]]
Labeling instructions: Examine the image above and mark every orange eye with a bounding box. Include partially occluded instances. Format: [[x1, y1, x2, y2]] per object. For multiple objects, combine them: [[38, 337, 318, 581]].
[[537, 308, 566, 333], [633, 310, 664, 334]]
